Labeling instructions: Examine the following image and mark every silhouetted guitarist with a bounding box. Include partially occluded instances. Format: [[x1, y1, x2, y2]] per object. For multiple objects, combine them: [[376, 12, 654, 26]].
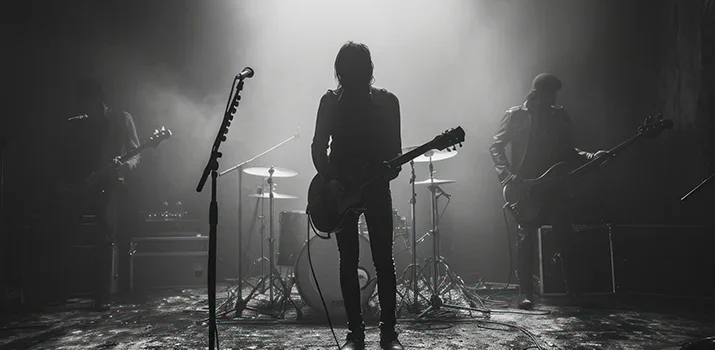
[[489, 73, 607, 309], [311, 41, 403, 350], [75, 78, 140, 310]]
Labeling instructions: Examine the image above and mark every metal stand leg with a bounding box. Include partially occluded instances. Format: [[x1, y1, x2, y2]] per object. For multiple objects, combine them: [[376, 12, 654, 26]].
[[416, 160, 489, 319], [397, 160, 431, 314], [238, 168, 302, 319], [216, 185, 272, 318], [213, 176, 302, 320]]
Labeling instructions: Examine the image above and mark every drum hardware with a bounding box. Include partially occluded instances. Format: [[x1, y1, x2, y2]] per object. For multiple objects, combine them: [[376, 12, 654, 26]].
[[239, 166, 301, 317], [413, 178, 457, 186], [249, 192, 299, 199], [393, 146, 488, 318], [215, 130, 299, 320], [402, 146, 458, 163], [248, 184, 269, 291], [277, 210, 308, 267], [396, 159, 430, 313], [243, 166, 299, 178], [415, 158, 489, 319], [213, 183, 272, 319], [357, 209, 408, 239], [294, 217, 378, 320]]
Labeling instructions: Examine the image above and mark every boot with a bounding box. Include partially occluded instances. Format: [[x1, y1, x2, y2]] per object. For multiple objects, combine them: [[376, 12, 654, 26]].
[[379, 323, 403, 350], [340, 324, 365, 350]]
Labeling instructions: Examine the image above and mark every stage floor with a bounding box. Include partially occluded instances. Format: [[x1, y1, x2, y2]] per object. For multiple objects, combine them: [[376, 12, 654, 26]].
[[1, 282, 713, 350]]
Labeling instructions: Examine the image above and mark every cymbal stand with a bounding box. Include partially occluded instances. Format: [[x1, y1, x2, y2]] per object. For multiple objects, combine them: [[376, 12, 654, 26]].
[[397, 160, 431, 314], [244, 168, 301, 318], [216, 130, 299, 318], [241, 185, 267, 289], [250, 183, 268, 290], [215, 187, 269, 318], [416, 159, 489, 319]]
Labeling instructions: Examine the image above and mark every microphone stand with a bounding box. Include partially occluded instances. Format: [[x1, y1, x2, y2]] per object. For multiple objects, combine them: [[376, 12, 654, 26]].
[[217, 130, 299, 317], [681, 172, 715, 202], [196, 74, 249, 350]]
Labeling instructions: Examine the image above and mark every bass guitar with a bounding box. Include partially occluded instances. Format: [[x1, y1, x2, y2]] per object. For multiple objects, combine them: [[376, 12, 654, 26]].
[[503, 114, 673, 224], [307, 127, 465, 234], [63, 126, 172, 194]]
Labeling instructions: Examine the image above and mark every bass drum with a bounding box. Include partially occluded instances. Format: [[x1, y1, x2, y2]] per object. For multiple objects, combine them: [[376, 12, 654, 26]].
[[294, 234, 376, 319]]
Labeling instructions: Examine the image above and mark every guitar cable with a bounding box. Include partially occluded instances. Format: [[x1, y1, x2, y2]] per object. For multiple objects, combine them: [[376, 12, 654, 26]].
[[307, 215, 341, 349]]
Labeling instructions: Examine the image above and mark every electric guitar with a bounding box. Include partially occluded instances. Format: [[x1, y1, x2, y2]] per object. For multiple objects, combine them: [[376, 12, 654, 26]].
[[503, 114, 673, 224], [307, 127, 465, 234], [63, 126, 172, 194]]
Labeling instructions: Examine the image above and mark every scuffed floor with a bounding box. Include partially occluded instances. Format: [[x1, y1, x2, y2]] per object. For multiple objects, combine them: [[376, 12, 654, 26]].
[[1, 283, 713, 350]]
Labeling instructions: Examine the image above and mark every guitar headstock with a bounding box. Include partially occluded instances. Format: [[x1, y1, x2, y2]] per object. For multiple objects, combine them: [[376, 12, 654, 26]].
[[638, 113, 673, 138], [431, 127, 465, 152], [145, 126, 173, 148]]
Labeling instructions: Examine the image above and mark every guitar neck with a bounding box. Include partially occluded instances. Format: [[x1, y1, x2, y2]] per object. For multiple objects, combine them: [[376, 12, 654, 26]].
[[389, 143, 443, 168], [569, 132, 645, 178], [118, 144, 146, 162], [76, 144, 148, 188]]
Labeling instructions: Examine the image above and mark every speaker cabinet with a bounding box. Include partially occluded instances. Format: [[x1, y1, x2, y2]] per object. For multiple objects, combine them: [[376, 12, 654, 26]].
[[129, 236, 207, 290], [611, 225, 714, 299], [534, 225, 616, 296]]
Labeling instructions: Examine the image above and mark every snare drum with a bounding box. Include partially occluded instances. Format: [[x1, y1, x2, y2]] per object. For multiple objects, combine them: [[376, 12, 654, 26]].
[[294, 234, 376, 319]]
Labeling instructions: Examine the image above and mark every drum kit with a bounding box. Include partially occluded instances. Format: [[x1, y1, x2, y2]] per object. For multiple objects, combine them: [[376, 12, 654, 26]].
[[216, 145, 485, 320]]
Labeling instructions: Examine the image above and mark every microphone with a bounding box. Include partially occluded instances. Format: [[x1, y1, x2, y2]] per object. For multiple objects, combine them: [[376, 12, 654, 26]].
[[68, 114, 88, 121], [236, 67, 254, 80]]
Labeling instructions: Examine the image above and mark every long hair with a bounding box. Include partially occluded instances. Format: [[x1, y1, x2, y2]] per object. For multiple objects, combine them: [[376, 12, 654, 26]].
[[334, 41, 374, 94]]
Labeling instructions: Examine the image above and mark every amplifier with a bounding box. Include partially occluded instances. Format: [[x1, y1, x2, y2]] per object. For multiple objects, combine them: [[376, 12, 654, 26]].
[[610, 225, 714, 298], [66, 216, 119, 296], [129, 235, 208, 290], [534, 225, 616, 296]]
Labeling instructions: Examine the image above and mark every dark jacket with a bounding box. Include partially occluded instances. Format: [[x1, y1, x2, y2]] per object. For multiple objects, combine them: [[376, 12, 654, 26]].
[[311, 86, 402, 182], [489, 103, 594, 185]]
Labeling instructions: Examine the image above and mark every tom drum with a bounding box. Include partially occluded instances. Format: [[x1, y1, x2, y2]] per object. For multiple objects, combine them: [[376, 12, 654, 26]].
[[278, 210, 308, 267]]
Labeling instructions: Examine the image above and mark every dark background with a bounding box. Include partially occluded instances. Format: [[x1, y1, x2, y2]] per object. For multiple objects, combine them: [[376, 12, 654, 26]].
[[1, 0, 713, 304]]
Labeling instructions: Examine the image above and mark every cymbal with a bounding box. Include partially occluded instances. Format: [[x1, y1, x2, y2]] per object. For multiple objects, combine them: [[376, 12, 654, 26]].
[[243, 166, 298, 178], [401, 146, 457, 163], [248, 192, 298, 199], [414, 179, 457, 185]]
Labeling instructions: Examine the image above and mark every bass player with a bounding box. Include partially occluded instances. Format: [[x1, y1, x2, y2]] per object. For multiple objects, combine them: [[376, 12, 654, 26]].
[[489, 73, 607, 309], [74, 77, 141, 310]]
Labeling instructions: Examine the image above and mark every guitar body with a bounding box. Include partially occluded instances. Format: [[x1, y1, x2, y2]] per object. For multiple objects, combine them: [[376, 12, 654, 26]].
[[503, 161, 571, 224], [307, 174, 365, 233], [56, 126, 172, 224], [306, 126, 466, 234], [306, 161, 371, 234], [501, 114, 673, 225]]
